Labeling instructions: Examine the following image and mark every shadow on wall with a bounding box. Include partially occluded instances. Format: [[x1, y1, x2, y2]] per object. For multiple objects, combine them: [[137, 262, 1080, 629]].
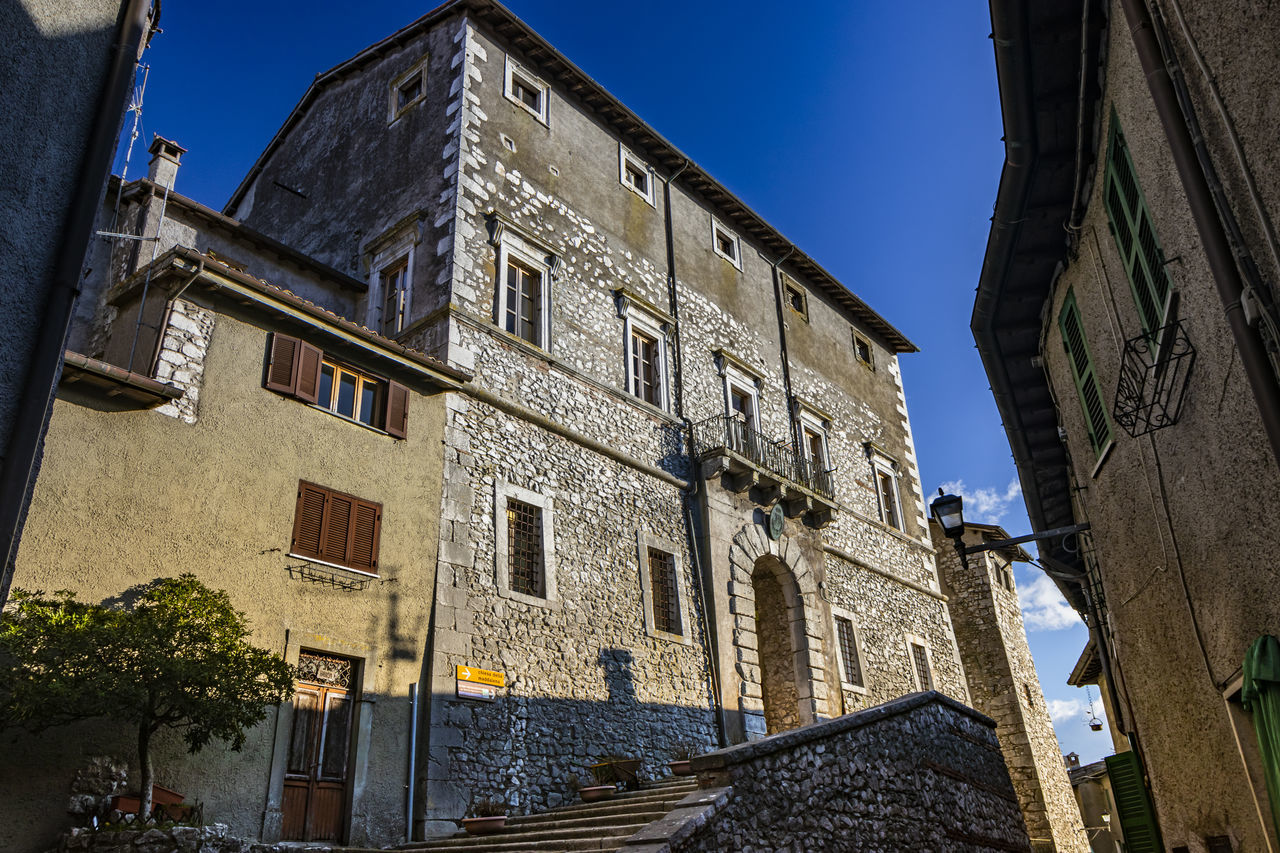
[[418, 646, 720, 826]]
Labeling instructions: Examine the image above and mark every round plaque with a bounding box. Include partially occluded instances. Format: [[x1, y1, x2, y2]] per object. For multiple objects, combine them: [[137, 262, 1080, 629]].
[[767, 503, 784, 540]]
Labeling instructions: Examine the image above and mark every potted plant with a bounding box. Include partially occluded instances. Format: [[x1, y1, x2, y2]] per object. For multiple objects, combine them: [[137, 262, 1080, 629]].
[[571, 770, 616, 802], [667, 744, 699, 777], [590, 755, 642, 791], [461, 797, 508, 836]]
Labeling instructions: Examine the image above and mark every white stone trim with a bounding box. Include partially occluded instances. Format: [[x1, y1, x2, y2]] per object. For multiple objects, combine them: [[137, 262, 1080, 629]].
[[503, 55, 549, 125], [636, 530, 692, 645], [618, 144, 656, 207], [618, 299, 670, 412], [719, 358, 761, 430], [711, 214, 742, 270], [494, 480, 558, 609], [905, 633, 935, 692], [829, 605, 868, 694], [388, 55, 429, 123]]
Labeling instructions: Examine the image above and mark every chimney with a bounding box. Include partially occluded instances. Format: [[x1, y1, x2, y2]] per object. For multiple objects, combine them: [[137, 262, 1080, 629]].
[[147, 135, 186, 190]]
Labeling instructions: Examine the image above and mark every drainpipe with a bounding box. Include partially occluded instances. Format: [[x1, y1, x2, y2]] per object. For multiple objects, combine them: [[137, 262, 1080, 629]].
[[767, 247, 798, 446], [660, 158, 726, 747], [0, 0, 155, 607], [1118, 0, 1280, 468]]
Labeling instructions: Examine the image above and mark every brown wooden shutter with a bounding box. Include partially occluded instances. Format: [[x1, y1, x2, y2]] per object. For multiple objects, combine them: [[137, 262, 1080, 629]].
[[323, 492, 354, 564], [266, 333, 301, 394], [348, 500, 382, 572], [384, 381, 409, 439], [295, 342, 324, 404], [291, 482, 328, 560]]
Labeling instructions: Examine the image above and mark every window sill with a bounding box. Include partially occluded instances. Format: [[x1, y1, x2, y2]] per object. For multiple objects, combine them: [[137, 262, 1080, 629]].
[[646, 627, 692, 646], [1090, 440, 1115, 479], [287, 553, 380, 580], [306, 403, 393, 438], [497, 587, 559, 611], [841, 682, 868, 696]]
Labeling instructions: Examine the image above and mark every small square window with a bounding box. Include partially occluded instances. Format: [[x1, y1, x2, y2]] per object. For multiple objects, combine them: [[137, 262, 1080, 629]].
[[388, 59, 428, 122], [504, 56, 549, 125], [853, 332, 874, 369], [711, 216, 742, 269], [619, 145, 656, 206], [784, 278, 808, 321]]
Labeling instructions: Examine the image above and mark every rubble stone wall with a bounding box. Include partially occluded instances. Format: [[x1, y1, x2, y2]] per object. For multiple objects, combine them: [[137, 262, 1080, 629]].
[[681, 692, 1033, 852]]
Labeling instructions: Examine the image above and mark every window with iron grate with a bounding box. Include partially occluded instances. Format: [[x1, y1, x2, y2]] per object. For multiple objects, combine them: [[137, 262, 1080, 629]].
[[506, 498, 544, 598], [835, 616, 864, 688], [648, 548, 681, 636], [910, 641, 933, 691]]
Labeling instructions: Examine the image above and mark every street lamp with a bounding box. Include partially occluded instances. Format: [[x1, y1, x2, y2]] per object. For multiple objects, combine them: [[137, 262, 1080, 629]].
[[930, 489, 966, 542]]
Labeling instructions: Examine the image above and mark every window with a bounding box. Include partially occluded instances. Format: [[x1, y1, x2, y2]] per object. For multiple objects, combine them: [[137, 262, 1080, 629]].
[[1104, 114, 1173, 337], [380, 257, 409, 336], [503, 259, 543, 344], [619, 145, 655, 206], [1059, 289, 1112, 455], [867, 447, 903, 530], [388, 57, 429, 122], [711, 216, 742, 269], [506, 498, 544, 597], [494, 481, 557, 607], [797, 409, 829, 474], [290, 481, 382, 575], [831, 607, 866, 691], [637, 531, 689, 643], [504, 56, 549, 124], [648, 549, 681, 635], [907, 638, 933, 691], [491, 222, 555, 351], [630, 328, 661, 405], [264, 334, 409, 438], [853, 332, 874, 370], [783, 276, 808, 321]]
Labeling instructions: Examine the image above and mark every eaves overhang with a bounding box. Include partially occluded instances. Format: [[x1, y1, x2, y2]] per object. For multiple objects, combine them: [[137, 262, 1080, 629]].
[[971, 0, 1108, 613], [222, 0, 916, 354]]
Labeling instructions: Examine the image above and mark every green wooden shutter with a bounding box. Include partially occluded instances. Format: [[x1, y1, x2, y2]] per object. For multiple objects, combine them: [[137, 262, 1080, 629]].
[[1059, 290, 1112, 454], [1104, 115, 1172, 337], [1106, 750, 1164, 853]]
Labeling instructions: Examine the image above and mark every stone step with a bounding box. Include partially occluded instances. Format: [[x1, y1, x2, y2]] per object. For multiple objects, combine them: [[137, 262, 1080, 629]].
[[503, 807, 670, 831], [519, 788, 696, 823], [397, 821, 648, 851]]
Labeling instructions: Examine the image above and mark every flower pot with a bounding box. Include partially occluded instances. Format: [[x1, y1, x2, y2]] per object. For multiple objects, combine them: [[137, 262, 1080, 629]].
[[462, 815, 507, 836], [578, 785, 616, 802], [667, 760, 694, 776]]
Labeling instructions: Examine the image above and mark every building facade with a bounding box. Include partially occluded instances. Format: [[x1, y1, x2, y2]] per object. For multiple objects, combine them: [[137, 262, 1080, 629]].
[[976, 1, 1280, 850]]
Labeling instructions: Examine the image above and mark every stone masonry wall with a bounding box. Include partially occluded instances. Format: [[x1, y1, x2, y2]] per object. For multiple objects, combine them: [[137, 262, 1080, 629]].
[[152, 298, 214, 425], [680, 692, 1032, 852], [935, 525, 1087, 853]]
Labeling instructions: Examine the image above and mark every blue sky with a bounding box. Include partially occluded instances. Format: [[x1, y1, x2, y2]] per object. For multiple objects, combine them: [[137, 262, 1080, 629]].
[[120, 0, 1110, 762]]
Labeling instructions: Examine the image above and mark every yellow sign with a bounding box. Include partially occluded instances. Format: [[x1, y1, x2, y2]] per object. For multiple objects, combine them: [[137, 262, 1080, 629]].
[[456, 665, 505, 687]]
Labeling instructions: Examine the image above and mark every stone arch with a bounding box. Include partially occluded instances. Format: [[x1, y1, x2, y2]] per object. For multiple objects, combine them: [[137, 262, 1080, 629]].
[[726, 523, 831, 736]]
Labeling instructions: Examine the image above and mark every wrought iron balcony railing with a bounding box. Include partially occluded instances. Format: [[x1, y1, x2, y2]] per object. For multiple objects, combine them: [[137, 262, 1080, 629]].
[[690, 414, 835, 500], [1113, 319, 1195, 438]]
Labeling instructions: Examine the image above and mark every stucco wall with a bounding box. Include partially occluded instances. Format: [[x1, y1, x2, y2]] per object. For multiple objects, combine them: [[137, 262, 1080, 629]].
[[1035, 5, 1280, 848], [3, 307, 447, 852]]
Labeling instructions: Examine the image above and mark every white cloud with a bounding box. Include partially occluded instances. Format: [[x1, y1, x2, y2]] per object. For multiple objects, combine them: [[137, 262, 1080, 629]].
[[936, 478, 1022, 524], [1019, 574, 1084, 631], [1047, 696, 1108, 726]]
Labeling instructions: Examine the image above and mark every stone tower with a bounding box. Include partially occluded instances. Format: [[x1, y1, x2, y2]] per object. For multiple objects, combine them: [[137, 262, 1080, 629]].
[[932, 519, 1088, 853]]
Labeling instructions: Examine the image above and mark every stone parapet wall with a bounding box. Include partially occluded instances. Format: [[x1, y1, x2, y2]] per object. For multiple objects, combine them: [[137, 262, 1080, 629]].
[[680, 692, 1032, 852]]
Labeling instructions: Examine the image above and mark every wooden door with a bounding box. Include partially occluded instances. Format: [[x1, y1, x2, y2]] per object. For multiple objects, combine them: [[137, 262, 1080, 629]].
[[281, 652, 355, 842]]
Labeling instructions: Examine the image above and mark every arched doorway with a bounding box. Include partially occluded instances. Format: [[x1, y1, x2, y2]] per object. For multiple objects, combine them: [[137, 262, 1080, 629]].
[[751, 556, 803, 734]]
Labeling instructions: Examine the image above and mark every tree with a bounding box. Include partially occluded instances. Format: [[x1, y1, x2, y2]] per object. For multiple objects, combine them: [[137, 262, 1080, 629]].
[[0, 574, 295, 817]]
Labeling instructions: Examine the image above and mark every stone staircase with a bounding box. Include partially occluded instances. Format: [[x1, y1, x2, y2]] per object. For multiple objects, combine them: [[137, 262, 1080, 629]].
[[387, 777, 699, 853]]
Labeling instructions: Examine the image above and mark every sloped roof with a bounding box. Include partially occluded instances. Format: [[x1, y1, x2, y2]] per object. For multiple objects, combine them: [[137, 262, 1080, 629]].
[[223, 0, 916, 353]]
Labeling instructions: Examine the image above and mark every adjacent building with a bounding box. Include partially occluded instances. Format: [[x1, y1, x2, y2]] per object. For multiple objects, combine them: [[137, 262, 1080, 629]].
[[976, 0, 1280, 849]]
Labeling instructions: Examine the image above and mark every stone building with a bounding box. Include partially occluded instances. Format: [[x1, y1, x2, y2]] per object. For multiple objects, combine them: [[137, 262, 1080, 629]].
[[933, 520, 1087, 853], [3, 1, 1022, 848], [976, 0, 1280, 849]]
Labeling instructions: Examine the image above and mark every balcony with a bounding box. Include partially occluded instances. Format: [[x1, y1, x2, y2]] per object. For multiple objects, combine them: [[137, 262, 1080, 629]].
[[690, 415, 837, 526], [1113, 319, 1195, 438]]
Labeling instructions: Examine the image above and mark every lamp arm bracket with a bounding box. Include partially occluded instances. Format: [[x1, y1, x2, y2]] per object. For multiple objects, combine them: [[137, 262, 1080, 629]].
[[960, 522, 1092, 555]]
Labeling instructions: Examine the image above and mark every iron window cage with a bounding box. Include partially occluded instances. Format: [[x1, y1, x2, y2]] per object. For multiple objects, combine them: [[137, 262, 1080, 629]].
[[1113, 318, 1195, 438]]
